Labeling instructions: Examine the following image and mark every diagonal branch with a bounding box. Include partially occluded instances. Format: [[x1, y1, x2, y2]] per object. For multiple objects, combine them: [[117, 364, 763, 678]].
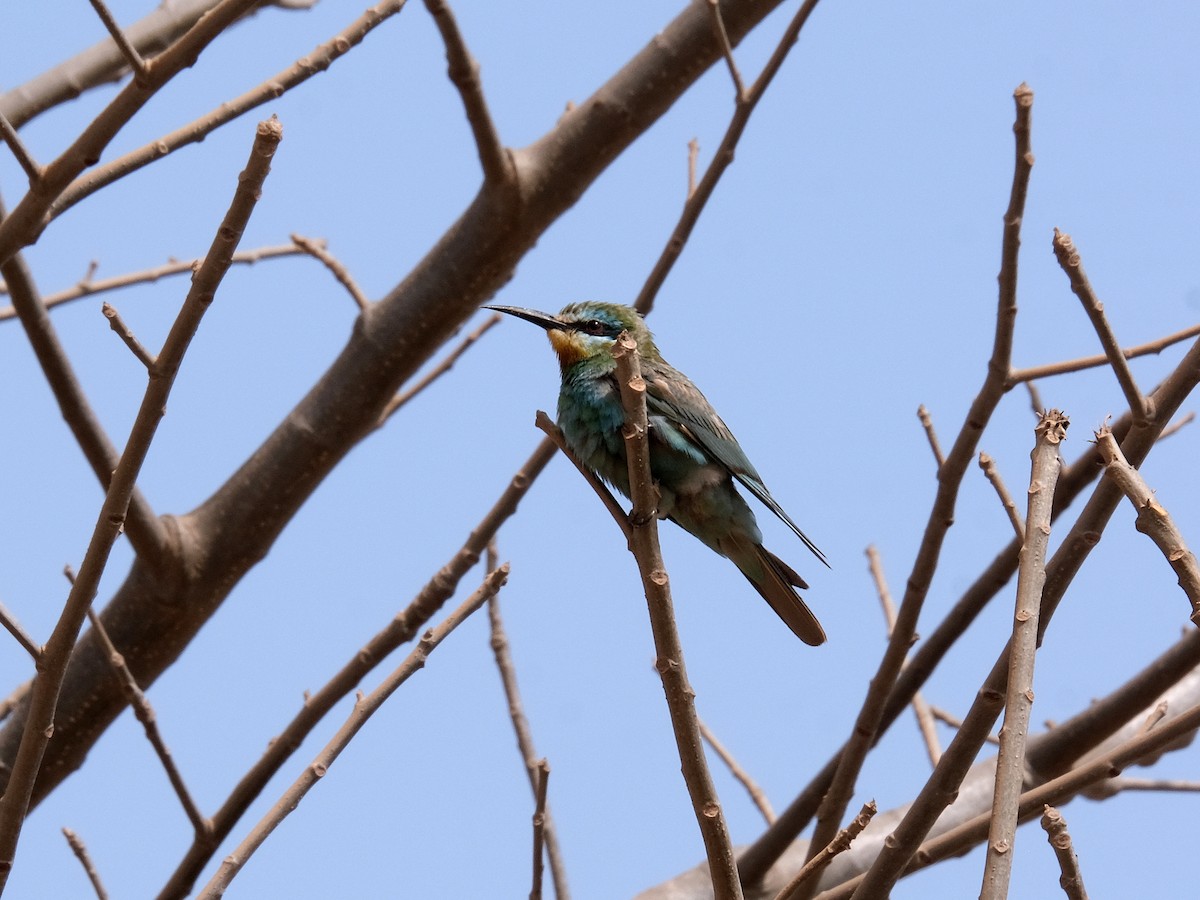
[[1052, 228, 1150, 421], [0, 239, 168, 560], [422, 0, 511, 185], [634, 0, 823, 313], [195, 564, 509, 899], [86, 0, 149, 80], [0, 117, 281, 891]]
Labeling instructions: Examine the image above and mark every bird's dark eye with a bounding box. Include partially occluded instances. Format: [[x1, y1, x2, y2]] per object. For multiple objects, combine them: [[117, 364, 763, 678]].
[[580, 319, 611, 336]]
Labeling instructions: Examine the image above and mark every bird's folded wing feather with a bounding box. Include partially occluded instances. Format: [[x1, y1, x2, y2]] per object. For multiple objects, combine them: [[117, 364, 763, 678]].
[[643, 367, 828, 567]]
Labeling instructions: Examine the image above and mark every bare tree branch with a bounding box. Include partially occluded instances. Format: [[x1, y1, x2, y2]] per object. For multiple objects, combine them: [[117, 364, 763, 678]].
[[196, 565, 509, 899], [86, 0, 149, 80], [1095, 426, 1200, 627], [1052, 229, 1150, 421], [1040, 806, 1088, 900], [981, 410, 1068, 899], [157, 439, 557, 900], [917, 404, 945, 469], [698, 717, 776, 825], [422, 0, 511, 185], [488, 589, 570, 899], [775, 802, 875, 900], [290, 234, 370, 310], [0, 244, 306, 320], [1009, 322, 1200, 385], [634, 0, 824, 313], [867, 547, 940, 768], [769, 82, 1037, 893], [0, 117, 281, 891], [85, 608, 210, 839], [530, 759, 550, 900], [612, 332, 741, 899], [0, 601, 40, 662], [978, 451, 1025, 540], [61, 828, 109, 900], [101, 302, 157, 369], [0, 113, 42, 182]]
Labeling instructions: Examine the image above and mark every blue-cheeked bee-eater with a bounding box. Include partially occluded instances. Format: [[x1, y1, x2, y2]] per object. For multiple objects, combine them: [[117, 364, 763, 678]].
[[487, 301, 828, 646]]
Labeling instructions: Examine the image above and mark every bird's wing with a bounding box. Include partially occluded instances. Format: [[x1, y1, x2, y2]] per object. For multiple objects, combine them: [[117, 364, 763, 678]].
[[643, 365, 829, 568]]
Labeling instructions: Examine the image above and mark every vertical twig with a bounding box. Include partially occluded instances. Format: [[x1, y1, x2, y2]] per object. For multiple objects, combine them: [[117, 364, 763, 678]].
[[0, 113, 43, 182], [980, 409, 1067, 899], [530, 759, 550, 900], [1040, 806, 1089, 900], [917, 405, 945, 469], [488, 586, 571, 899], [867, 546, 941, 767], [611, 332, 742, 900]]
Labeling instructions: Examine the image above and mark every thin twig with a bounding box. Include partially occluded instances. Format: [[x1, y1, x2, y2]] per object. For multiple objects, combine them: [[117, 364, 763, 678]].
[[158, 438, 558, 899], [530, 759, 550, 900], [634, 0, 823, 313], [1099, 776, 1200, 793], [867, 546, 940, 767], [0, 117, 281, 892], [981, 409, 1068, 899], [0, 112, 42, 182], [87, 0, 149, 79], [535, 412, 633, 544], [1025, 380, 1044, 416], [290, 234, 369, 310], [422, 0, 511, 185], [101, 302, 157, 369], [62, 828, 109, 900], [1052, 229, 1150, 421], [0, 244, 306, 320], [611, 332, 742, 899], [1040, 806, 1088, 900], [1159, 411, 1195, 441], [489, 588, 570, 899], [978, 451, 1025, 540], [930, 706, 1000, 745], [1095, 426, 1200, 627], [196, 565, 509, 899], [0, 227, 166, 559], [917, 404, 945, 469], [1009, 322, 1200, 385], [697, 717, 776, 824], [86, 608, 211, 838], [707, 0, 746, 99], [0, 600, 40, 661], [379, 314, 502, 424], [687, 138, 700, 199], [774, 801, 875, 900]]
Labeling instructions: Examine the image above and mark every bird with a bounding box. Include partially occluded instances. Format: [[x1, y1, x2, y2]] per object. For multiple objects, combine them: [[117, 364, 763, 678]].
[[486, 301, 829, 645]]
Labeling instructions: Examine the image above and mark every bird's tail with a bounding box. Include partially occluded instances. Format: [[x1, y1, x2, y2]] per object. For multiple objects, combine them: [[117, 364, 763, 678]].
[[727, 536, 826, 646]]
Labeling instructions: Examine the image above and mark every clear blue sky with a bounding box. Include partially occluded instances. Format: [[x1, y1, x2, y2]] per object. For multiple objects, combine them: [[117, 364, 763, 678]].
[[2, 2, 1199, 897]]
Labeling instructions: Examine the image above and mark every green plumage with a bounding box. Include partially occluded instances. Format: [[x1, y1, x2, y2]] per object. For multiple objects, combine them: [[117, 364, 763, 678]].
[[488, 301, 828, 645]]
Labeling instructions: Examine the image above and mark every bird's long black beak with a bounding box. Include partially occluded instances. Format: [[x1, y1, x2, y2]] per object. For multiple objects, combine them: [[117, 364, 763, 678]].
[[484, 305, 566, 332]]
